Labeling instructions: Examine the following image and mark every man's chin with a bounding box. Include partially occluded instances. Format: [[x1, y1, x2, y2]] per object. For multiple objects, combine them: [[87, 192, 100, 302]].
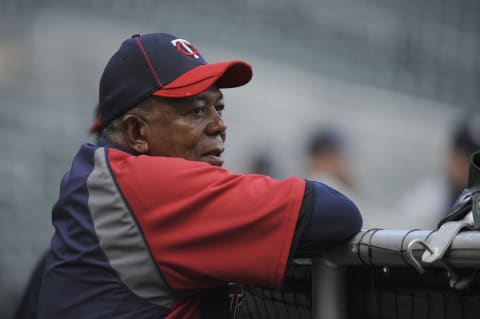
[[200, 156, 224, 167]]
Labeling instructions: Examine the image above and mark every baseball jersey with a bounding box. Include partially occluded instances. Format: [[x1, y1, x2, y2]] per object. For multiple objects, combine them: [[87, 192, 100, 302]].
[[37, 140, 306, 318]]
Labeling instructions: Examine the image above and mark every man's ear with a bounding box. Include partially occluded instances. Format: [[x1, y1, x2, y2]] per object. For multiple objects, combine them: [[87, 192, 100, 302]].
[[121, 115, 150, 154]]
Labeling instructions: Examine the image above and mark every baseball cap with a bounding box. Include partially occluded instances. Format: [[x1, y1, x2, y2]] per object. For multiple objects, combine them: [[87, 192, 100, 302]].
[[97, 32, 253, 128]]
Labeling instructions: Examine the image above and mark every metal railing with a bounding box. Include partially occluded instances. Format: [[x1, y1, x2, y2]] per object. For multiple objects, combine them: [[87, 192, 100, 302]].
[[311, 228, 480, 319]]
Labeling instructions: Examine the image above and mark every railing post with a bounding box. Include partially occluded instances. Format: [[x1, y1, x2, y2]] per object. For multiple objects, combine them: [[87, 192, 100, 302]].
[[312, 257, 347, 319]]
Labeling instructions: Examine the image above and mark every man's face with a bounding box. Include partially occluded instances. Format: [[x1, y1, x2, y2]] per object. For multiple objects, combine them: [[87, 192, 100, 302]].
[[446, 148, 470, 193], [141, 86, 227, 167]]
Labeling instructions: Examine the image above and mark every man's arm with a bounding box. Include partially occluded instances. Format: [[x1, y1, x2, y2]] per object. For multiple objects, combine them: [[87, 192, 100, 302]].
[[292, 180, 363, 257]]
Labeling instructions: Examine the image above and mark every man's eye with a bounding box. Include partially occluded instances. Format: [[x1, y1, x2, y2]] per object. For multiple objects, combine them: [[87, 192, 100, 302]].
[[215, 104, 225, 116], [192, 107, 206, 116]]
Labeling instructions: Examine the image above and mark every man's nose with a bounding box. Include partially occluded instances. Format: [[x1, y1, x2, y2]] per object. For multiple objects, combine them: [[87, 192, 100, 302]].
[[206, 109, 227, 136]]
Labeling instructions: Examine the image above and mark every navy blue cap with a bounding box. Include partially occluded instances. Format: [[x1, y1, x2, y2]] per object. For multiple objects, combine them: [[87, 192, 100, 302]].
[[98, 33, 252, 128]]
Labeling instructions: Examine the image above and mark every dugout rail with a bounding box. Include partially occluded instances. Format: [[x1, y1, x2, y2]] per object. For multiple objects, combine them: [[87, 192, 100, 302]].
[[312, 228, 480, 319]]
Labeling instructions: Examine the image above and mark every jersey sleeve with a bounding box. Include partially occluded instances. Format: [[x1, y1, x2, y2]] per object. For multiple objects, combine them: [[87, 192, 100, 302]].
[[107, 148, 306, 292]]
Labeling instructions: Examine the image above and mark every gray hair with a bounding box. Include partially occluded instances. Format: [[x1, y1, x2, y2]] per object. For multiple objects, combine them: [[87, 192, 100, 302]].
[[101, 98, 155, 145]]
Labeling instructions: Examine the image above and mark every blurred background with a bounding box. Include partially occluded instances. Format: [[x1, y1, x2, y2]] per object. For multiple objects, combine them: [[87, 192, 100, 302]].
[[1, 0, 479, 317]]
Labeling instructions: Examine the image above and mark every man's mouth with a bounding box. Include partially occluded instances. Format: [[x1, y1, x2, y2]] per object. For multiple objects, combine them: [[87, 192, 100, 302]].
[[201, 149, 224, 166]]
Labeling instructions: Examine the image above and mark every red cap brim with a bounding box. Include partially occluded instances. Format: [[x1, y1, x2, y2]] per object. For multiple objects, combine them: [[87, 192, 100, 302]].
[[152, 60, 252, 98]]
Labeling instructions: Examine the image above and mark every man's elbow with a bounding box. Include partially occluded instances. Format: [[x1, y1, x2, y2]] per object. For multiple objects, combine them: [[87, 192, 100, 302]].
[[338, 199, 363, 241]]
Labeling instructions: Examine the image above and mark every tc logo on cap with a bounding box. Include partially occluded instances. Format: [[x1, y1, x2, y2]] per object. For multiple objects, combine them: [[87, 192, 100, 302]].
[[171, 39, 199, 59]]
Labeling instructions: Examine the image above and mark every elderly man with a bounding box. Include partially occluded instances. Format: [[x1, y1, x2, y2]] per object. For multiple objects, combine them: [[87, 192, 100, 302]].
[[37, 33, 362, 319]]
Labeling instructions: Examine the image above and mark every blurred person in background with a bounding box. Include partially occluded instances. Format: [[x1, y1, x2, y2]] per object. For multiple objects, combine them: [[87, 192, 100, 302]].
[[394, 112, 480, 229], [13, 252, 48, 319], [244, 151, 277, 177], [304, 127, 359, 202]]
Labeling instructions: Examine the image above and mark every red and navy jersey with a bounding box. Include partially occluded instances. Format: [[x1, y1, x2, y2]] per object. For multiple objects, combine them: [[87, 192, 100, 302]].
[[37, 141, 306, 318]]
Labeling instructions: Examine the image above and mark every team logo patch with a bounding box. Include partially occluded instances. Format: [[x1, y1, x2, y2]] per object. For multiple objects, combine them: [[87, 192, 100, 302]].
[[171, 38, 200, 59]]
